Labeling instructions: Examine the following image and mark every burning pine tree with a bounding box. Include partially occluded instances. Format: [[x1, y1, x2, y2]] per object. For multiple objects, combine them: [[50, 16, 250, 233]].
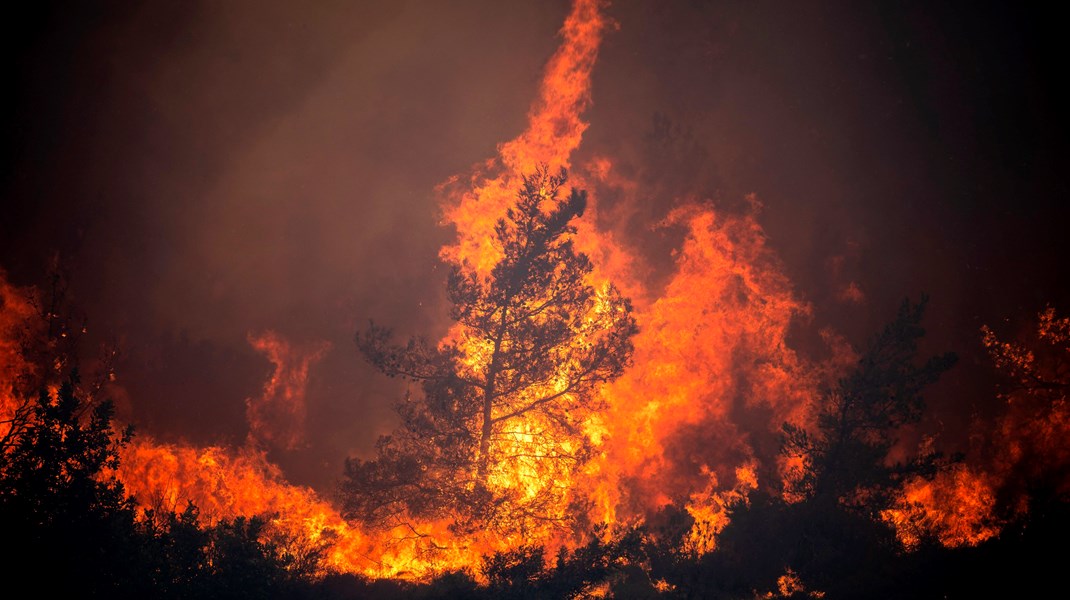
[[343, 168, 637, 537]]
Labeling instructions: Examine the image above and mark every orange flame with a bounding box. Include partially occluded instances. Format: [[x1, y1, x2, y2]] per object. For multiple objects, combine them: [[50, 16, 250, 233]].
[[119, 440, 369, 571], [884, 307, 1070, 547], [439, 0, 611, 278], [578, 201, 850, 539], [883, 465, 1002, 549], [245, 330, 330, 449], [1, 273, 38, 441], [116, 436, 561, 578]]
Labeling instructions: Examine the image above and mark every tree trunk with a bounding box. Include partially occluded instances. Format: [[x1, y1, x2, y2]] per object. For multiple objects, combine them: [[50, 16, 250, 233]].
[[477, 306, 509, 481]]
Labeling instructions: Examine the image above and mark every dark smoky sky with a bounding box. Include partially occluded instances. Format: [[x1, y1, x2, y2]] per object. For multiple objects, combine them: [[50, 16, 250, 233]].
[[3, 0, 1067, 491]]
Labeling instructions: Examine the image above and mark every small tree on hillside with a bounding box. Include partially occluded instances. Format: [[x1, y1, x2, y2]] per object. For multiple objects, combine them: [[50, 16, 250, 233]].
[[981, 306, 1070, 506], [702, 298, 958, 598], [343, 168, 637, 534], [0, 374, 144, 593], [783, 296, 958, 508]]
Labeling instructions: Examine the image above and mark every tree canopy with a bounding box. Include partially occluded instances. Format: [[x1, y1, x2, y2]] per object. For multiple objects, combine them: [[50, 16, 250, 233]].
[[344, 168, 637, 534]]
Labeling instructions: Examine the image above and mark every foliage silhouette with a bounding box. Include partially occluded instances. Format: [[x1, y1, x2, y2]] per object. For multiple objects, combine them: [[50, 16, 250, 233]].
[[0, 373, 144, 596], [782, 296, 959, 508], [0, 372, 324, 598], [688, 297, 959, 597]]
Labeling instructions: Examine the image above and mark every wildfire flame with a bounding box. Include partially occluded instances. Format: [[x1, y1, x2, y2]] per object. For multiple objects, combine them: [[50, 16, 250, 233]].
[[1, 275, 38, 441], [883, 465, 1002, 549], [882, 307, 1070, 547], [245, 330, 330, 450], [5, 0, 1062, 583], [439, 0, 611, 278], [115, 0, 617, 579], [581, 203, 841, 534]]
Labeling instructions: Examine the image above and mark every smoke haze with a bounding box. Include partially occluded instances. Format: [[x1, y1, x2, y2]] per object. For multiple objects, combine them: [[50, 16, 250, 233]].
[[3, 0, 1067, 494]]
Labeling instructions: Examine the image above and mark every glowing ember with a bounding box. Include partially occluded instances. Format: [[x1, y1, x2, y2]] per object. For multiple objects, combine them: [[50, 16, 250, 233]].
[[761, 568, 824, 599]]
